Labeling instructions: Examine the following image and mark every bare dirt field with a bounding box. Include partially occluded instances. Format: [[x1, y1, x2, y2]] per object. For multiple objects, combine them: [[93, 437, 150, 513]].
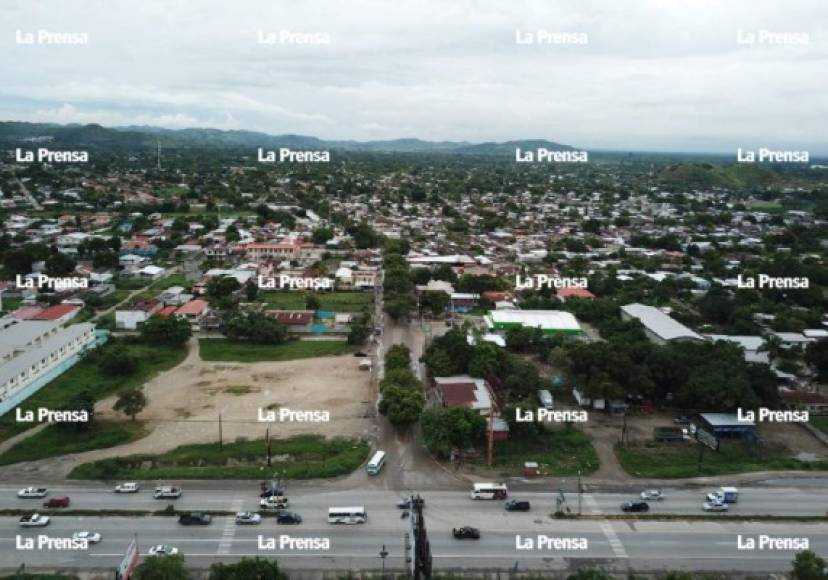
[[88, 339, 374, 458]]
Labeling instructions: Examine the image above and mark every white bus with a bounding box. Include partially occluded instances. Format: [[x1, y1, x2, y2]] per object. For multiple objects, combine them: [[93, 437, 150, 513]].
[[366, 450, 386, 475], [469, 482, 508, 500], [328, 506, 367, 524]]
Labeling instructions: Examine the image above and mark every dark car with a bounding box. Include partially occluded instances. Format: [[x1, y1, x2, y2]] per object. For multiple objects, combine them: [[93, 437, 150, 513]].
[[621, 500, 649, 513], [42, 497, 70, 508], [276, 511, 303, 525], [673, 415, 691, 425], [504, 499, 531, 512], [452, 526, 480, 539], [353, 351, 368, 357], [260, 488, 286, 498], [396, 497, 426, 510], [178, 512, 212, 525]]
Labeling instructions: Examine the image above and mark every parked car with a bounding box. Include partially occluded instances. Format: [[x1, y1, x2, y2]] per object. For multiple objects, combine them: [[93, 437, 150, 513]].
[[43, 496, 70, 508], [178, 512, 212, 525], [260, 488, 286, 499], [19, 513, 50, 527], [504, 499, 531, 512], [640, 489, 664, 501], [114, 482, 140, 493], [148, 544, 179, 556], [72, 531, 102, 544], [234, 511, 262, 525], [354, 351, 368, 357], [276, 511, 303, 525], [703, 501, 729, 512], [621, 500, 649, 513], [452, 526, 481, 539], [673, 416, 691, 425], [17, 487, 48, 498]]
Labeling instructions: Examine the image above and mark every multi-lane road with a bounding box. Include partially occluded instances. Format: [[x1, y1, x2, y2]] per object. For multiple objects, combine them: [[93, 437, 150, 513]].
[[2, 481, 827, 573]]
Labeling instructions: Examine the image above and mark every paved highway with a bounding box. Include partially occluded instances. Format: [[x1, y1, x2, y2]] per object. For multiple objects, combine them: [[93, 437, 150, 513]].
[[3, 515, 826, 573], [2, 483, 828, 516]]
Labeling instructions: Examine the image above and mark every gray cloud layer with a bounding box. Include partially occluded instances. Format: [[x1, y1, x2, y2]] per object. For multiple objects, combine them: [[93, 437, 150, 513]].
[[1, 0, 826, 153]]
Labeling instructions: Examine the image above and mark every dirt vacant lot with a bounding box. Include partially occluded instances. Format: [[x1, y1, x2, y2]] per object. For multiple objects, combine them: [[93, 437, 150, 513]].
[[91, 340, 373, 458]]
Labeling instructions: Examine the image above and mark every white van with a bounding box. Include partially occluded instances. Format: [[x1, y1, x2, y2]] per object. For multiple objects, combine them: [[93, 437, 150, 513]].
[[153, 485, 182, 499]]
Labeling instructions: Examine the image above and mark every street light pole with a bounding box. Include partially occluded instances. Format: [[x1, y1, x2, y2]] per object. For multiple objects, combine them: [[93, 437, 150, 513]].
[[577, 469, 582, 516], [380, 543, 388, 579]]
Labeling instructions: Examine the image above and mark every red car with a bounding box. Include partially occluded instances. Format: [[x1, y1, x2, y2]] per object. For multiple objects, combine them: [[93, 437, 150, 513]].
[[43, 496, 70, 508]]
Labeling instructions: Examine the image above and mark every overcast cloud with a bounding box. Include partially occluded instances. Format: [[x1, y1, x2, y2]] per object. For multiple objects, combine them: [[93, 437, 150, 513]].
[[0, 0, 826, 153]]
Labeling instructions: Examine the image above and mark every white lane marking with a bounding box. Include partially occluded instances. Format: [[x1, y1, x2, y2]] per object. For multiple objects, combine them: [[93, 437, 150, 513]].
[[583, 494, 602, 515], [599, 521, 628, 558], [216, 499, 243, 555]]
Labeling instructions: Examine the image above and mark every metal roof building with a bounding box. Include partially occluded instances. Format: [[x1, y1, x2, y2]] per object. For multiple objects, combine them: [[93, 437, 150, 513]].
[[485, 309, 582, 336], [620, 303, 703, 345]]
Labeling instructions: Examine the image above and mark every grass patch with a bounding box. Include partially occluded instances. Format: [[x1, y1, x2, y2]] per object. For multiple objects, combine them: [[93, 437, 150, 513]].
[[261, 291, 372, 312], [199, 339, 352, 362], [69, 434, 369, 480], [0, 296, 22, 312], [0, 421, 147, 466], [0, 339, 187, 444], [615, 440, 828, 478], [472, 428, 599, 476], [811, 416, 828, 436]]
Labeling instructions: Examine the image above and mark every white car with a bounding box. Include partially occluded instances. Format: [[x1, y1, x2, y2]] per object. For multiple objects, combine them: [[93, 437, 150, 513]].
[[19, 513, 50, 527], [148, 544, 179, 556], [640, 489, 664, 501], [703, 501, 729, 512], [260, 496, 289, 510], [706, 491, 725, 503], [235, 511, 262, 525], [17, 487, 48, 498], [72, 531, 102, 544], [114, 482, 140, 493]]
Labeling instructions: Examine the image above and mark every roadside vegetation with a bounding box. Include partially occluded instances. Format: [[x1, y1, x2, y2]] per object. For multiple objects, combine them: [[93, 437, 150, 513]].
[[616, 440, 828, 479], [488, 427, 599, 476], [813, 416, 828, 437], [69, 434, 369, 480], [199, 338, 352, 362], [261, 290, 371, 312], [379, 344, 425, 428], [0, 336, 187, 443], [0, 420, 146, 465]]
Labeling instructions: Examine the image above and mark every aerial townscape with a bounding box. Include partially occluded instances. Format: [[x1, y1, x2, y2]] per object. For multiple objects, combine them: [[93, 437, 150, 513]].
[[0, 1, 827, 580]]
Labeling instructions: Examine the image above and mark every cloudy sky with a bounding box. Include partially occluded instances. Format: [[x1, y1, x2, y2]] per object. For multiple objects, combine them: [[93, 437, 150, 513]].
[[1, 0, 826, 153]]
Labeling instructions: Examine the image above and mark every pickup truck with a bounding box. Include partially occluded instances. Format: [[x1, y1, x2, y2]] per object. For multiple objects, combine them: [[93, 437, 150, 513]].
[[260, 496, 289, 510], [17, 487, 48, 498], [43, 496, 70, 508], [19, 513, 50, 527], [706, 487, 738, 504], [114, 482, 140, 493]]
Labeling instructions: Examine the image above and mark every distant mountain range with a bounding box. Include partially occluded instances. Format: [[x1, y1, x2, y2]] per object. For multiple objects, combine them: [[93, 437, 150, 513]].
[[0, 121, 577, 155]]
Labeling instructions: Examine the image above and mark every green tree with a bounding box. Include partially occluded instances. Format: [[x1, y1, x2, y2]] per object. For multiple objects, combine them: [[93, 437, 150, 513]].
[[805, 339, 828, 381], [59, 389, 95, 432], [114, 388, 148, 421], [225, 224, 240, 242], [311, 227, 334, 245], [792, 550, 828, 580], [134, 554, 191, 580], [207, 276, 241, 301], [347, 314, 370, 346], [45, 251, 77, 276], [223, 311, 287, 344], [420, 290, 450, 316], [244, 281, 258, 302], [305, 293, 321, 311], [140, 316, 192, 347], [378, 384, 424, 428], [208, 557, 287, 580], [98, 345, 138, 376], [420, 407, 486, 457], [384, 344, 411, 372]]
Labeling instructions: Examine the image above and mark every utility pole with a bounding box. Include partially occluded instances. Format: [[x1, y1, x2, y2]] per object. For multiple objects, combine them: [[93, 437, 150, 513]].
[[266, 426, 272, 467], [577, 469, 582, 516], [379, 544, 388, 579]]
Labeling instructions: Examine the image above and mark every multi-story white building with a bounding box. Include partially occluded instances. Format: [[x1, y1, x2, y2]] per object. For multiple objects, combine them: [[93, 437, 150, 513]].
[[0, 317, 99, 416]]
